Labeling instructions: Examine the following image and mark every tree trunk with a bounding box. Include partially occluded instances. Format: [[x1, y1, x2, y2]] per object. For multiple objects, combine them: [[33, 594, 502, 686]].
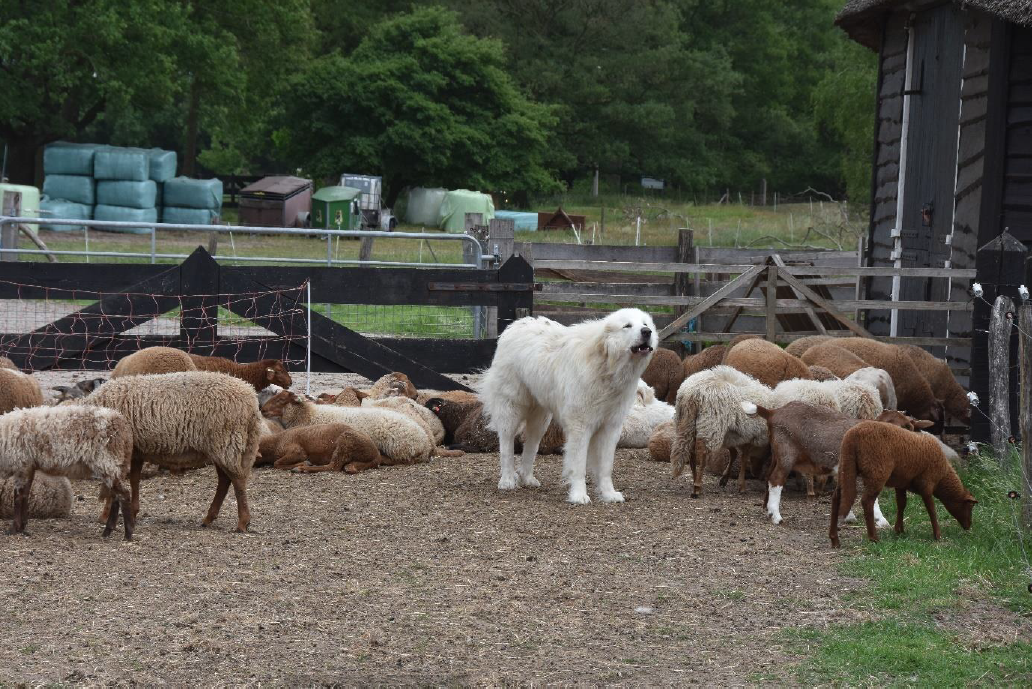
[[182, 78, 201, 177]]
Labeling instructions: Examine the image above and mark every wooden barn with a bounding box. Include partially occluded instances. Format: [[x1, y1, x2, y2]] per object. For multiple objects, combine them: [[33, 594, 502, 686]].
[[836, 0, 1031, 357]]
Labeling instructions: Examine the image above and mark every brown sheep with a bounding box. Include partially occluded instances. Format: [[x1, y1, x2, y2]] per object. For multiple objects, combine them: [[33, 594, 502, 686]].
[[822, 338, 943, 429], [112, 346, 196, 378], [364, 372, 417, 400], [0, 368, 45, 414], [189, 354, 292, 392], [784, 335, 834, 358], [642, 348, 684, 404], [724, 338, 811, 388], [801, 341, 868, 378], [0, 473, 73, 519], [901, 345, 970, 424], [0, 356, 17, 370], [807, 365, 839, 382], [259, 423, 383, 473], [647, 420, 675, 461], [425, 397, 501, 452], [830, 421, 976, 547], [416, 389, 480, 406], [332, 387, 368, 406], [682, 344, 728, 380]]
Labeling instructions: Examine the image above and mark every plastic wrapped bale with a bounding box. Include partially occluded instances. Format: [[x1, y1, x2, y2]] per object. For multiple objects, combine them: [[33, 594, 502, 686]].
[[42, 174, 95, 205], [93, 204, 158, 234], [94, 147, 150, 181], [0, 474, 73, 519], [405, 187, 447, 225], [96, 180, 157, 209], [147, 148, 177, 182], [43, 142, 100, 176], [437, 189, 495, 232], [162, 206, 219, 225], [163, 177, 223, 209], [0, 183, 41, 233], [40, 197, 92, 232]]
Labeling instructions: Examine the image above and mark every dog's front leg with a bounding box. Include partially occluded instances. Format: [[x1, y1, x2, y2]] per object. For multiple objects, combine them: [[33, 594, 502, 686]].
[[589, 426, 624, 503], [497, 423, 520, 491], [561, 428, 591, 504]]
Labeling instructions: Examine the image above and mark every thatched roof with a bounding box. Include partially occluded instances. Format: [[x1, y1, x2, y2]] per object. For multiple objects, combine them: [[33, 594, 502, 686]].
[[837, 0, 1032, 49]]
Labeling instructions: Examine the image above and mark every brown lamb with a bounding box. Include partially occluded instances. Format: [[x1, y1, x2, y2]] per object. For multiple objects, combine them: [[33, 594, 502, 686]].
[[724, 338, 811, 388], [901, 344, 970, 424], [784, 335, 833, 358], [416, 389, 480, 406], [332, 387, 368, 406], [642, 348, 684, 404], [259, 423, 383, 473], [801, 341, 867, 378], [0, 368, 45, 414], [830, 421, 976, 547], [647, 420, 675, 461], [189, 354, 292, 392], [682, 344, 728, 380], [111, 346, 196, 377], [822, 338, 943, 428], [807, 365, 839, 382]]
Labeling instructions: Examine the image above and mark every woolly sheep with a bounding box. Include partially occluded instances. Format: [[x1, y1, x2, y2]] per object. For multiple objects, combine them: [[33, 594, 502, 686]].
[[823, 379, 884, 419], [86, 372, 263, 532], [0, 473, 73, 520], [772, 379, 842, 411], [416, 389, 480, 406], [260, 423, 383, 473], [647, 420, 675, 462], [189, 354, 292, 392], [724, 338, 811, 388], [364, 372, 418, 400], [784, 335, 833, 358], [618, 380, 676, 448], [262, 390, 433, 464], [845, 366, 897, 411], [0, 368, 44, 414], [682, 344, 727, 379], [425, 396, 501, 453], [800, 340, 867, 378], [361, 395, 463, 457], [112, 346, 196, 378], [807, 365, 838, 382], [332, 387, 368, 406], [0, 405, 134, 538], [0, 356, 17, 370], [642, 348, 684, 404], [901, 344, 970, 423]]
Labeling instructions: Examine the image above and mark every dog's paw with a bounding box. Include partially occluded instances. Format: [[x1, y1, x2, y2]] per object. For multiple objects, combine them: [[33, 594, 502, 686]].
[[567, 489, 591, 505], [597, 490, 624, 503], [498, 474, 518, 491], [875, 517, 890, 529], [769, 514, 783, 525], [518, 473, 541, 488]]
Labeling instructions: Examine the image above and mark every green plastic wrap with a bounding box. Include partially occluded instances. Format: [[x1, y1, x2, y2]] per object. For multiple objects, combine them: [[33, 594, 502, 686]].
[[93, 148, 150, 181], [42, 174, 95, 205], [43, 142, 100, 176], [161, 206, 219, 225], [96, 180, 157, 209], [40, 197, 92, 232], [405, 187, 447, 225], [147, 148, 177, 182], [437, 189, 495, 232], [162, 177, 223, 209], [93, 204, 157, 233]]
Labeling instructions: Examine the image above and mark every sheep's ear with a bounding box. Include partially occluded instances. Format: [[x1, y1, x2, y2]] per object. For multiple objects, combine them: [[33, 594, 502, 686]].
[[912, 419, 935, 429], [355, 389, 369, 400]]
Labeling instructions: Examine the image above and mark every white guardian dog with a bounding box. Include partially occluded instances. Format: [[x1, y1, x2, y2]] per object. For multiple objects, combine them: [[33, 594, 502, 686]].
[[480, 308, 658, 504]]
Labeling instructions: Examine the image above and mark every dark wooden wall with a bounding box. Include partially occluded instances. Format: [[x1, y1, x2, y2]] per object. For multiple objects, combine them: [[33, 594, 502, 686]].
[[1002, 24, 1032, 241]]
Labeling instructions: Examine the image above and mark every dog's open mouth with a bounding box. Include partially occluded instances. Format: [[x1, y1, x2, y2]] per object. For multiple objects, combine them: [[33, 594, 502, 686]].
[[630, 343, 653, 355]]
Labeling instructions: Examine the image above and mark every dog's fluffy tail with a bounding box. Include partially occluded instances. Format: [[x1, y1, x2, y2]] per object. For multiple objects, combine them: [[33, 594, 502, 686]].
[[671, 394, 699, 479]]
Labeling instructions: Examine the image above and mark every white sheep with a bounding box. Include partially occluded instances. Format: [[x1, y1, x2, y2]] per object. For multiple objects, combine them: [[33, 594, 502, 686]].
[[0, 474, 73, 520], [772, 378, 842, 411], [618, 380, 676, 448], [0, 405, 134, 539], [85, 371, 263, 533], [845, 366, 897, 411], [822, 379, 884, 419]]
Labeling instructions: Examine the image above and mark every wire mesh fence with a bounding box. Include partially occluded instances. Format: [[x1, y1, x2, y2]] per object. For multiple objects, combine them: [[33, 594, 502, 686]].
[[317, 303, 477, 339]]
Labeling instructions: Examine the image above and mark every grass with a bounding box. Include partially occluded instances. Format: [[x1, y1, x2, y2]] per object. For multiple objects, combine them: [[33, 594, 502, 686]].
[[792, 451, 1032, 685]]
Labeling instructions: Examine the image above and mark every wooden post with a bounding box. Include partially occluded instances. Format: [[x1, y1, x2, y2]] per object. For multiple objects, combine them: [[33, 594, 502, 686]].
[[989, 295, 1014, 463], [486, 218, 516, 338], [464, 213, 486, 337], [1, 190, 21, 261], [674, 229, 694, 355], [760, 178, 767, 207], [765, 264, 777, 341], [1019, 304, 1032, 530]]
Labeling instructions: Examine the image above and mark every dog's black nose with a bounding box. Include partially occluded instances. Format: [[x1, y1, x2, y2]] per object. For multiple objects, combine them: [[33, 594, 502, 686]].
[[641, 327, 652, 339]]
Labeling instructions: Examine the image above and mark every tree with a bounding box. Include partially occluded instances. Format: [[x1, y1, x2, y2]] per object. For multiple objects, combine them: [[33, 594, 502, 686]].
[[276, 6, 560, 206]]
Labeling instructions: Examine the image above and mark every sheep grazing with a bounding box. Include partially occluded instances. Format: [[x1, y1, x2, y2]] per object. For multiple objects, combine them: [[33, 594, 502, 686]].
[[86, 372, 263, 532], [364, 372, 417, 400], [745, 401, 929, 524], [642, 348, 684, 404], [260, 423, 383, 473], [784, 335, 833, 358], [682, 344, 727, 379], [112, 346, 196, 378], [800, 340, 867, 378], [647, 420, 675, 462], [0, 405, 134, 539], [262, 390, 433, 465], [807, 365, 838, 382], [618, 380, 676, 448], [845, 367, 897, 411], [0, 474, 73, 520], [671, 366, 777, 497], [772, 379, 842, 412], [188, 354, 292, 392], [425, 396, 501, 453], [724, 338, 811, 388], [0, 368, 44, 414], [901, 344, 970, 424], [0, 356, 17, 370], [52, 377, 107, 404], [830, 421, 977, 547], [822, 338, 943, 429]]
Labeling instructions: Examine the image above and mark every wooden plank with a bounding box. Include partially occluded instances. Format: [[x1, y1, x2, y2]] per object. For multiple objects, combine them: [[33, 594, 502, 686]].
[[533, 260, 756, 274], [538, 282, 673, 297], [516, 242, 678, 263], [779, 265, 977, 278], [695, 247, 860, 263], [777, 269, 873, 338], [673, 332, 972, 347], [765, 265, 777, 340], [535, 292, 973, 311], [772, 254, 827, 334], [657, 264, 767, 340], [0, 262, 169, 298], [534, 268, 672, 284]]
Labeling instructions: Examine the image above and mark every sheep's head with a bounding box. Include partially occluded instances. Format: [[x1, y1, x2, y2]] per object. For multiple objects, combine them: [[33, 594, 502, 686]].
[[262, 360, 293, 389], [261, 390, 302, 418], [943, 492, 977, 530], [425, 397, 447, 416], [381, 372, 418, 399], [875, 410, 934, 431], [315, 393, 337, 405]]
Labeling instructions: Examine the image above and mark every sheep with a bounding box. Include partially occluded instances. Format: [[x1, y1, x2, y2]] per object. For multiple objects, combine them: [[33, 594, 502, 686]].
[[723, 338, 811, 388], [0, 368, 44, 414], [332, 387, 368, 406], [671, 365, 777, 497], [784, 335, 834, 358], [821, 379, 884, 420], [845, 366, 897, 411], [259, 423, 384, 474], [258, 384, 285, 408], [642, 348, 684, 404], [261, 390, 433, 465], [618, 380, 676, 448], [0, 356, 17, 370], [361, 395, 463, 457], [85, 371, 263, 532], [364, 372, 417, 400], [416, 389, 480, 406], [901, 344, 970, 424], [425, 396, 501, 453], [772, 379, 842, 412], [188, 354, 292, 392], [807, 365, 838, 382], [0, 405, 134, 539], [682, 344, 727, 379], [112, 346, 196, 378], [800, 340, 867, 378], [821, 338, 944, 428], [647, 420, 675, 462], [0, 474, 73, 520], [829, 421, 977, 547], [745, 401, 930, 524], [52, 377, 107, 404]]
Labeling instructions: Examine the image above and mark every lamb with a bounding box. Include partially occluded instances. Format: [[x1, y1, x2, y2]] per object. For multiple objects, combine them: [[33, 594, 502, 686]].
[[85, 371, 263, 532], [801, 340, 867, 378], [112, 346, 196, 377], [361, 395, 463, 457], [901, 344, 970, 424], [830, 421, 977, 547], [416, 389, 480, 406], [332, 387, 368, 406], [425, 396, 501, 452], [807, 365, 838, 382], [618, 381, 676, 448], [0, 405, 134, 539], [188, 354, 292, 392], [821, 338, 943, 427], [682, 344, 727, 379], [671, 365, 777, 497], [0, 367, 44, 414], [845, 367, 897, 411], [723, 338, 811, 388], [772, 379, 842, 412], [0, 474, 73, 520], [642, 348, 684, 404], [363, 372, 418, 400], [822, 379, 884, 420], [261, 390, 433, 465], [647, 420, 675, 462], [746, 401, 929, 524], [259, 423, 383, 473], [0, 356, 17, 370], [784, 335, 833, 358]]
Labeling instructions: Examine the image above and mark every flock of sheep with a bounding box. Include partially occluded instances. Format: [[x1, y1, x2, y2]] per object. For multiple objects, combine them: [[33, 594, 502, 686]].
[[0, 329, 976, 547]]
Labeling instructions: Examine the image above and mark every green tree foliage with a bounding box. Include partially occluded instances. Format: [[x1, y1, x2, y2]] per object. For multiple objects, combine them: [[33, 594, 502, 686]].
[[276, 6, 561, 206]]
